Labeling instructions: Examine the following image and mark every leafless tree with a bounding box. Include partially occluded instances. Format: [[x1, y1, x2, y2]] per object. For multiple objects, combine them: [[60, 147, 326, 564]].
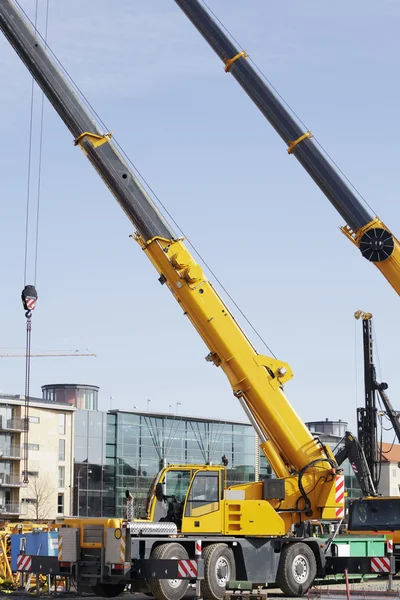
[[26, 475, 55, 522]]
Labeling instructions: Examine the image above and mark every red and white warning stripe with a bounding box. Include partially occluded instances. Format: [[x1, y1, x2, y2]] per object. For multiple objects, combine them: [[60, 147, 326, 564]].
[[25, 298, 37, 311], [387, 539, 393, 554], [335, 475, 345, 518], [178, 559, 197, 578], [195, 540, 202, 557], [17, 555, 32, 572], [371, 557, 390, 573]]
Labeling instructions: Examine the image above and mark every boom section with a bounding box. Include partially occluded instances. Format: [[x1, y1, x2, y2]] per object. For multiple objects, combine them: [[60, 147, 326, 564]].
[[174, 0, 400, 295], [0, 0, 174, 243], [137, 234, 332, 477], [0, 0, 333, 478]]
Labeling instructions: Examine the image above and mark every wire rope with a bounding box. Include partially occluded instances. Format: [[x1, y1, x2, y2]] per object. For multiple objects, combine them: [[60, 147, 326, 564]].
[[14, 0, 277, 358]]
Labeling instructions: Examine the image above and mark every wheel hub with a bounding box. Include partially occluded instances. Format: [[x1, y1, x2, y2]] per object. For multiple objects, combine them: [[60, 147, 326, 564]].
[[292, 554, 309, 584], [215, 556, 231, 586], [168, 556, 183, 588]]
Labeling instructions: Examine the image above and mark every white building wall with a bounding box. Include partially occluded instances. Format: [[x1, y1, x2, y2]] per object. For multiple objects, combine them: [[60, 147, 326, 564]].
[[19, 405, 74, 520], [379, 461, 400, 497], [0, 396, 75, 521]]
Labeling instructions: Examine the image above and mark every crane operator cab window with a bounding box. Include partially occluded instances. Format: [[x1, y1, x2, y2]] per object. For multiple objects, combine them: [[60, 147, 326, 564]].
[[185, 471, 220, 518], [153, 470, 191, 523]]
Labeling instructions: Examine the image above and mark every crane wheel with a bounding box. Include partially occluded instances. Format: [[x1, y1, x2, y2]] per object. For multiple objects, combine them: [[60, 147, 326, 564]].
[[201, 543, 236, 600], [92, 583, 126, 597], [276, 542, 317, 597], [149, 543, 189, 600]]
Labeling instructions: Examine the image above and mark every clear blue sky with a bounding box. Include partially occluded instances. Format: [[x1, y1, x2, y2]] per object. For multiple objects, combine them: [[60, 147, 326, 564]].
[[0, 0, 399, 435]]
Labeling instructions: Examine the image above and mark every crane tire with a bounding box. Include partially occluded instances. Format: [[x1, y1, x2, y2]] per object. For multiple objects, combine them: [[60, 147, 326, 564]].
[[201, 543, 236, 600], [92, 583, 126, 597], [149, 543, 189, 600], [276, 542, 317, 597]]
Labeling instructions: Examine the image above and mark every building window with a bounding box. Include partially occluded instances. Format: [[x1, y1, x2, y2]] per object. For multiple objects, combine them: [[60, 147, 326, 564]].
[[22, 498, 37, 505], [58, 466, 65, 488], [28, 416, 40, 424], [57, 493, 64, 514], [59, 439, 65, 461], [59, 414, 66, 435], [22, 471, 39, 478], [24, 443, 39, 451]]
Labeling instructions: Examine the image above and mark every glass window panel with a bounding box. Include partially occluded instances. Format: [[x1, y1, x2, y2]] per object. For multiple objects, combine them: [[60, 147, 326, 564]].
[[58, 439, 65, 461], [65, 388, 76, 405], [164, 470, 191, 502], [185, 472, 219, 517], [88, 437, 102, 465], [75, 436, 88, 462], [58, 466, 65, 487], [59, 414, 66, 435], [89, 412, 103, 437], [56, 389, 65, 404], [74, 412, 88, 437], [57, 493, 64, 514]]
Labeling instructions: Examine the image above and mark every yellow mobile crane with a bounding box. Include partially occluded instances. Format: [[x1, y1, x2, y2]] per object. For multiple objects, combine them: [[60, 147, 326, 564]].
[[0, 2, 393, 598], [173, 0, 400, 296]]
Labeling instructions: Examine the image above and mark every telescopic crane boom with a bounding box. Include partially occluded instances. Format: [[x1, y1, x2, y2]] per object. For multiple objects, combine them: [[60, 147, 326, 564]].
[[0, 0, 343, 528], [173, 0, 400, 296]]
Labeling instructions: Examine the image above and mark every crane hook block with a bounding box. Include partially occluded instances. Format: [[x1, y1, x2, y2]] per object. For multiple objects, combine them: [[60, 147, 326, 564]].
[[21, 285, 38, 316]]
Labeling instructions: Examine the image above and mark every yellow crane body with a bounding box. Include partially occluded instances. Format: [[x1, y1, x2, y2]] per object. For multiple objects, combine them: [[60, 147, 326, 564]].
[[136, 234, 342, 531]]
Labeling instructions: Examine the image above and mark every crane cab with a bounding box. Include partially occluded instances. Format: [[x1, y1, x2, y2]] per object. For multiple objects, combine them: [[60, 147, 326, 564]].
[[146, 464, 226, 534]]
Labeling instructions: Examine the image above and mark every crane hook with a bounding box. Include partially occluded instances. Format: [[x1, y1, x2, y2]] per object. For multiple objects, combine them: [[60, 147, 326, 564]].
[[21, 285, 38, 319]]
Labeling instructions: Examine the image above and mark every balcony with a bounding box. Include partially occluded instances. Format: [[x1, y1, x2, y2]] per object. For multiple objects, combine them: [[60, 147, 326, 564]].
[[0, 503, 23, 516], [0, 446, 21, 459], [0, 418, 27, 433], [0, 475, 25, 487]]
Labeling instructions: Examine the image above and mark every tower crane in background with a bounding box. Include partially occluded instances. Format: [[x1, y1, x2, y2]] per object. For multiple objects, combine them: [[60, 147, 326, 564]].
[[173, 0, 400, 296], [0, 346, 95, 484], [0, 351, 96, 358]]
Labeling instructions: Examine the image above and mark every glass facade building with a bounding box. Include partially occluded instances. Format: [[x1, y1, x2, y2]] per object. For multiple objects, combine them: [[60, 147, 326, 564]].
[[42, 384, 99, 410], [73, 410, 360, 518], [74, 410, 115, 516], [75, 409, 258, 517]]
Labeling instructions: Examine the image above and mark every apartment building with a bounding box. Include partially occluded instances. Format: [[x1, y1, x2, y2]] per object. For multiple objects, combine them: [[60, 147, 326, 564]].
[[0, 394, 74, 520]]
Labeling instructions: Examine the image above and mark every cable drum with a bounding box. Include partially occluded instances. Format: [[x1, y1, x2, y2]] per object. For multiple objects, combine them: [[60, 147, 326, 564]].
[[359, 228, 395, 262]]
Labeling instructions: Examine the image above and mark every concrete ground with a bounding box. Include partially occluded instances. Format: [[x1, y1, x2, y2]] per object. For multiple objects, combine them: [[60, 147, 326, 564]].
[[2, 579, 400, 599]]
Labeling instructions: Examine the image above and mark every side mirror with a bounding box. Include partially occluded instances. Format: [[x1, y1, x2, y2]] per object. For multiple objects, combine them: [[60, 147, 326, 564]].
[[155, 482, 164, 501]]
